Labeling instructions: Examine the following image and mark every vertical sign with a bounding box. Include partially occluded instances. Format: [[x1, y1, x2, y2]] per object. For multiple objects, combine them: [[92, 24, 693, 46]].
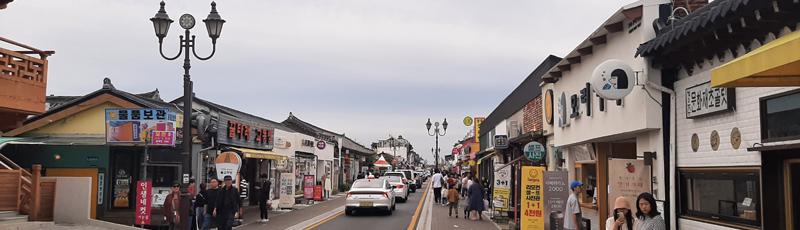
[[608, 159, 651, 215], [279, 173, 295, 208], [493, 164, 511, 211], [521, 166, 545, 230], [97, 172, 105, 205], [543, 171, 569, 230], [474, 117, 485, 142], [135, 181, 152, 225], [303, 175, 315, 199], [314, 185, 324, 201]]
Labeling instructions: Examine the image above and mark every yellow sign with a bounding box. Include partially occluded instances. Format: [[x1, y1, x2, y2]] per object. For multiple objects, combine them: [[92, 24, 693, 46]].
[[493, 188, 510, 211], [463, 117, 473, 126], [520, 166, 545, 230], [474, 117, 485, 143], [469, 160, 476, 166]]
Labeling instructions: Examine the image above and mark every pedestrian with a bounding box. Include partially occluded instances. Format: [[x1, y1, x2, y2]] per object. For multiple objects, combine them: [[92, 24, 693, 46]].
[[255, 173, 271, 223], [467, 177, 485, 220], [163, 181, 182, 230], [634, 193, 665, 230], [461, 173, 470, 198], [432, 169, 444, 204], [441, 173, 450, 206], [214, 175, 242, 230], [453, 173, 462, 200], [357, 171, 365, 180], [202, 178, 220, 230], [447, 181, 460, 218], [189, 179, 197, 230], [194, 183, 207, 230], [606, 197, 634, 230], [564, 181, 584, 230], [481, 176, 490, 199]]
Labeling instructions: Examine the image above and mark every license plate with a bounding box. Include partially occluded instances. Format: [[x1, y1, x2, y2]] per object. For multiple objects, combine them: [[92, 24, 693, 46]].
[[360, 203, 373, 207]]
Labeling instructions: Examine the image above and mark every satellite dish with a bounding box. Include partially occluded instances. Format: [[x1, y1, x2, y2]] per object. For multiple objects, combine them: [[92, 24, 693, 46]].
[[591, 59, 635, 100]]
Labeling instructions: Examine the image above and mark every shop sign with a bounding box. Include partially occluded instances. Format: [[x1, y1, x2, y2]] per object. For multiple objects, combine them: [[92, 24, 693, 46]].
[[301, 139, 315, 147], [314, 185, 323, 201], [279, 173, 295, 208], [520, 166, 545, 229], [474, 117, 485, 142], [105, 108, 176, 144], [494, 135, 509, 150], [317, 141, 326, 150], [303, 175, 315, 199], [493, 164, 511, 211], [591, 59, 635, 100], [275, 136, 288, 149], [524, 142, 545, 162], [215, 152, 242, 181], [544, 89, 554, 125], [151, 131, 175, 146], [217, 114, 274, 150], [685, 81, 735, 118], [463, 116, 473, 126], [608, 159, 651, 215], [543, 171, 569, 230], [135, 181, 152, 225]]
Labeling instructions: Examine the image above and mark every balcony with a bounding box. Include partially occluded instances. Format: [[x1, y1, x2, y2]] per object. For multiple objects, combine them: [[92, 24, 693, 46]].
[[0, 36, 54, 131]]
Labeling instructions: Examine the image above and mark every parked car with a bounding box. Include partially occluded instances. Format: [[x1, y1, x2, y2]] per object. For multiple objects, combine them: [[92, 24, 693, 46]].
[[345, 178, 396, 215], [398, 169, 420, 191], [415, 170, 427, 181], [383, 176, 408, 202]]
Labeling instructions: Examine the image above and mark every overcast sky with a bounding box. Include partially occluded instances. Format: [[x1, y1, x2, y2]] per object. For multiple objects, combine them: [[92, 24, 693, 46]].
[[2, 0, 635, 163]]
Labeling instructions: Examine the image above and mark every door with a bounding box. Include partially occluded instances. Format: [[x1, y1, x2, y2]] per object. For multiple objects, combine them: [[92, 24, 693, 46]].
[[785, 160, 800, 229]]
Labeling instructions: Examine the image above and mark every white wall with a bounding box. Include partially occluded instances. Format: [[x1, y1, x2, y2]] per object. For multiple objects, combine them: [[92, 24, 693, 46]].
[[494, 120, 507, 136], [49, 177, 92, 224]]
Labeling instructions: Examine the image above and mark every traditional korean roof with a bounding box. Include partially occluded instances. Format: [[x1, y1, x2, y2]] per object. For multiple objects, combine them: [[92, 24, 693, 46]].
[[283, 113, 374, 155]]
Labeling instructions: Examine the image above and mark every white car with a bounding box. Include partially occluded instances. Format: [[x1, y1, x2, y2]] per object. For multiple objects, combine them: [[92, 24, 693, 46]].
[[399, 169, 420, 191], [345, 178, 397, 215], [383, 176, 408, 202]]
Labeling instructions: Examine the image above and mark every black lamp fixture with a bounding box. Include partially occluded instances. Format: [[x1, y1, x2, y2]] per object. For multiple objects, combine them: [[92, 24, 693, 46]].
[[202, 2, 225, 43], [426, 118, 448, 170], [149, 1, 173, 43]]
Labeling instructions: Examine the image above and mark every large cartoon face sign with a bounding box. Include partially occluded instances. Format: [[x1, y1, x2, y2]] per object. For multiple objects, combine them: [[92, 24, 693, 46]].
[[591, 59, 635, 100]]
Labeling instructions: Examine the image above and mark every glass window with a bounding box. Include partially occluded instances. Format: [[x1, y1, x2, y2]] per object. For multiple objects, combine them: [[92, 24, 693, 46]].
[[353, 180, 385, 188], [679, 169, 760, 227], [762, 91, 800, 141], [575, 163, 597, 204]]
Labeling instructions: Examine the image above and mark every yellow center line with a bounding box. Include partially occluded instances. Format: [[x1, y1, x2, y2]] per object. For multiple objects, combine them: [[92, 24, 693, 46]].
[[304, 211, 345, 230], [407, 181, 431, 230]]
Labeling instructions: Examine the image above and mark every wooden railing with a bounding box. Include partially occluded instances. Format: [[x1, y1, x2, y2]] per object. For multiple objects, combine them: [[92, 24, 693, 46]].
[[0, 153, 55, 221], [0, 36, 54, 116]]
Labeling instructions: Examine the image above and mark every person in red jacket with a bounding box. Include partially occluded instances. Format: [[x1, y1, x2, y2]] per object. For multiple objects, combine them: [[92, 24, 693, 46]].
[[163, 181, 182, 230]]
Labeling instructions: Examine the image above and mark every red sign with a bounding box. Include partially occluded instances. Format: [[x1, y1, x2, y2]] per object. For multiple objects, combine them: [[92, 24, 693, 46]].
[[314, 185, 323, 201], [227, 120, 273, 144], [151, 131, 175, 146], [317, 141, 326, 150], [135, 181, 152, 225], [452, 148, 458, 155], [303, 175, 315, 199]]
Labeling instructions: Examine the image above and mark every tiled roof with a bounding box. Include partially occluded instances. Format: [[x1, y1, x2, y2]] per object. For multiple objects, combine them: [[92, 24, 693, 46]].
[[179, 97, 293, 132], [283, 113, 374, 155]]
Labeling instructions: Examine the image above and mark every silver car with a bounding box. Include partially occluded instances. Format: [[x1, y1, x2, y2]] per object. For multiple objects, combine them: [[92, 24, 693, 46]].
[[345, 179, 397, 215], [383, 176, 408, 202]]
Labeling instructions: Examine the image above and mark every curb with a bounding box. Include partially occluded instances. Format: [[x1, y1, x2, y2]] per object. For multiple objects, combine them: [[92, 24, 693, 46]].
[[415, 184, 434, 230]]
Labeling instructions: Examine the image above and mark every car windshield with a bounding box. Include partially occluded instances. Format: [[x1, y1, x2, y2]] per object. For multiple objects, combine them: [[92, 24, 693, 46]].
[[352, 180, 385, 188], [384, 177, 402, 183], [384, 173, 404, 178], [400, 171, 412, 179]]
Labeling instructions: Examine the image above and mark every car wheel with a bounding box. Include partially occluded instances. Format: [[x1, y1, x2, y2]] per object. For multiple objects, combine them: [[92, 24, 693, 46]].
[[411, 188, 416, 193], [345, 209, 352, 216], [392, 203, 396, 210]]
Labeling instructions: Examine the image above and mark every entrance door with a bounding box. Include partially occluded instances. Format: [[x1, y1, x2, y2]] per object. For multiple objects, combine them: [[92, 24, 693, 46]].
[[784, 160, 800, 229]]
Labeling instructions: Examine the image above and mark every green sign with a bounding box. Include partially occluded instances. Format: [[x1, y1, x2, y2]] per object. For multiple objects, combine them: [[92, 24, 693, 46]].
[[524, 141, 545, 162]]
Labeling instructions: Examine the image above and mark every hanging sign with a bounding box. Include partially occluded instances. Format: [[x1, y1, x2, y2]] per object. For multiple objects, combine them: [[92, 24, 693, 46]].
[[215, 152, 242, 181], [474, 117, 485, 142], [543, 171, 569, 230], [279, 173, 295, 208], [493, 164, 511, 211], [135, 181, 152, 225], [591, 59, 635, 100], [463, 117, 473, 126], [685, 81, 735, 118], [521, 166, 546, 230], [524, 141, 546, 162], [317, 141, 327, 150], [544, 89, 554, 125], [494, 135, 509, 150]]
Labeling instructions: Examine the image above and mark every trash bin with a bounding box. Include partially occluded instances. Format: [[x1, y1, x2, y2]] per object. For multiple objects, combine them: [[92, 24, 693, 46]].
[[549, 211, 563, 230]]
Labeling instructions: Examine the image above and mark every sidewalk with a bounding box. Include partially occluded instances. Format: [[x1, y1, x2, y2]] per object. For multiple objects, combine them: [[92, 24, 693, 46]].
[[428, 193, 501, 230]]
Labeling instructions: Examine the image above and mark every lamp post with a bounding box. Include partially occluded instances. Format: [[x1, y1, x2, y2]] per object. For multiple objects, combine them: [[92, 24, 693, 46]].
[[150, 2, 225, 229], [426, 118, 447, 171]]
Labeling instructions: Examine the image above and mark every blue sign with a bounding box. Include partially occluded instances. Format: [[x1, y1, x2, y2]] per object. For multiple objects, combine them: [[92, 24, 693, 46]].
[[494, 135, 509, 150], [524, 141, 545, 162]]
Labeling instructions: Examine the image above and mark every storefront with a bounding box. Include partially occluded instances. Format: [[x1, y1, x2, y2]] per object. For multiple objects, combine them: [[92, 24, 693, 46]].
[[215, 113, 278, 204]]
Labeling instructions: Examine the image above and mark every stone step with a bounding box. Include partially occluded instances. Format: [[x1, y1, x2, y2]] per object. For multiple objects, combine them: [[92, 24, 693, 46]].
[[0, 211, 18, 218], [0, 215, 29, 224], [0, 221, 55, 230]]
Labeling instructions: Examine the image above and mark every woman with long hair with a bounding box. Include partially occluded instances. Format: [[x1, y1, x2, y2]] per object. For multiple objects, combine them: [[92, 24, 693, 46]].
[[606, 197, 635, 230], [634, 193, 665, 230], [467, 177, 485, 220]]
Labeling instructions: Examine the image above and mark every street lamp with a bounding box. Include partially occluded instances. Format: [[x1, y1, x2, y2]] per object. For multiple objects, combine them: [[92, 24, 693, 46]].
[[426, 118, 447, 170], [151, 2, 225, 229]]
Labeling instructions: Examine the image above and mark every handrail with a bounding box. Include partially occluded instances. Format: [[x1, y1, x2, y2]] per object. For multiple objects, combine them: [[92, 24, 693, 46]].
[[0, 36, 54, 59]]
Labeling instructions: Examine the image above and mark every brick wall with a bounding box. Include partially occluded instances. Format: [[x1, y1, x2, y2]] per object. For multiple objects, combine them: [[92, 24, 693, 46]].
[[523, 96, 543, 133]]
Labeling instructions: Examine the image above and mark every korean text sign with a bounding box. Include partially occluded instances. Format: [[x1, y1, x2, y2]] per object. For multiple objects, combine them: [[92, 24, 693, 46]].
[[608, 159, 650, 215], [216, 114, 275, 150], [105, 108, 175, 143], [521, 166, 545, 230], [151, 131, 175, 146], [280, 173, 295, 208], [543, 171, 569, 230], [135, 181, 152, 225], [493, 164, 511, 211], [304, 175, 315, 199]]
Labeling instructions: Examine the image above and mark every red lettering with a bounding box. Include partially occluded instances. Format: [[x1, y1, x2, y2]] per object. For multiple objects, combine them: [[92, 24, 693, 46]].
[[255, 129, 261, 142], [228, 121, 236, 138], [236, 123, 243, 139], [243, 125, 251, 141]]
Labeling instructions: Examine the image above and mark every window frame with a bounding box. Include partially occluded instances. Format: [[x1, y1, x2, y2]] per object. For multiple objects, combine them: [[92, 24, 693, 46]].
[[759, 88, 800, 143], [574, 162, 597, 204], [678, 167, 762, 228]]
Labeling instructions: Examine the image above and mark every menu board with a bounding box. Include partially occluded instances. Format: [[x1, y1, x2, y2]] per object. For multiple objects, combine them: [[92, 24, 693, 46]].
[[608, 159, 651, 215], [304, 175, 315, 199], [113, 178, 130, 207], [520, 166, 545, 230], [279, 173, 295, 208], [543, 171, 569, 230]]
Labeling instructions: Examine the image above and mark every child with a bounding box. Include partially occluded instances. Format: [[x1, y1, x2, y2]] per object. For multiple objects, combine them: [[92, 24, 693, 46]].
[[448, 183, 460, 218], [441, 184, 449, 207]]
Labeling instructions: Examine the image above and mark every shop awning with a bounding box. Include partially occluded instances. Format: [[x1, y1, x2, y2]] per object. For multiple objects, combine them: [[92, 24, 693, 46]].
[[230, 147, 288, 160], [476, 150, 499, 165], [711, 30, 800, 88]]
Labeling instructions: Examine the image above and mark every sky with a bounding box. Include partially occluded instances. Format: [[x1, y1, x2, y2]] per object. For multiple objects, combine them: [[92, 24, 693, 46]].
[[1, 0, 636, 163]]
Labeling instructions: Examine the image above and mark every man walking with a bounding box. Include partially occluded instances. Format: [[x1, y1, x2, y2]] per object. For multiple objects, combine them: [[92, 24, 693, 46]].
[[255, 174, 271, 223], [214, 176, 242, 230], [461, 173, 470, 198], [201, 178, 220, 230], [431, 169, 443, 204], [564, 181, 584, 230]]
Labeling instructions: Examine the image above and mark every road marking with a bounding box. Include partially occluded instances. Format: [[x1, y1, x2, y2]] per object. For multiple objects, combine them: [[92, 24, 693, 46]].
[[408, 182, 431, 230], [304, 211, 344, 230]]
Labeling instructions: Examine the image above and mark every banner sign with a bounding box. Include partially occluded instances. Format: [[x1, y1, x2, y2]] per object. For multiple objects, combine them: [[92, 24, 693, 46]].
[[279, 173, 295, 208], [217, 114, 275, 150], [494, 164, 511, 189], [474, 117, 485, 142], [135, 181, 152, 225], [304, 175, 315, 199], [543, 171, 569, 230], [520, 166, 545, 230], [215, 152, 242, 181], [150, 131, 175, 146], [106, 109, 176, 143], [608, 159, 651, 215], [493, 164, 511, 211], [685, 81, 735, 118]]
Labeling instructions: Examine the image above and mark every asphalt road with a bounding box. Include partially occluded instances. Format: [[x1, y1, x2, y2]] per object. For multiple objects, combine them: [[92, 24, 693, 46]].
[[309, 181, 430, 230]]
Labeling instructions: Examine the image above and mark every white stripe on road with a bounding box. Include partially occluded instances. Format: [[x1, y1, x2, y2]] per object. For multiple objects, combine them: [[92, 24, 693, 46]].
[[283, 205, 344, 230]]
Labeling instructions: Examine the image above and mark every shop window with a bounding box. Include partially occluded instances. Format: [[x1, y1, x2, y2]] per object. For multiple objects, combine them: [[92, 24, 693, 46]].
[[574, 162, 597, 204], [761, 89, 800, 142], [679, 168, 761, 227]]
